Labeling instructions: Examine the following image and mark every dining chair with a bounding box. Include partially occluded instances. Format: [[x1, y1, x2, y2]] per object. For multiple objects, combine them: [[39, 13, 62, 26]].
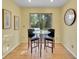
[[44, 29, 55, 53], [28, 29, 39, 53]]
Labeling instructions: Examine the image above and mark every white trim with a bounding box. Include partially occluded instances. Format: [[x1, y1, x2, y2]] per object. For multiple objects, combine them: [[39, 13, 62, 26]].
[[3, 43, 20, 58], [63, 44, 77, 58]]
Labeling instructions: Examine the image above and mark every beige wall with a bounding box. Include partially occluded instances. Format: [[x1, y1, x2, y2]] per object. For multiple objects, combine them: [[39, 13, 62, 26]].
[[61, 0, 77, 57], [20, 8, 62, 43], [2, 0, 21, 57]]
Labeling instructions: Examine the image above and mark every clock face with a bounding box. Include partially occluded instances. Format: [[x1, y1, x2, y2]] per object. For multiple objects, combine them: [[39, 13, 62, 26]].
[[64, 9, 76, 26]]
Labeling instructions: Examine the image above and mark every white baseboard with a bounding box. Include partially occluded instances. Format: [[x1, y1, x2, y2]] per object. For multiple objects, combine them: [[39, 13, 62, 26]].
[[63, 44, 77, 58], [3, 43, 20, 58]]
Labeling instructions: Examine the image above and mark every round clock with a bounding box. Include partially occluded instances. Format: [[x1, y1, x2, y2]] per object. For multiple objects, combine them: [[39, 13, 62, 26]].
[[64, 8, 76, 26]]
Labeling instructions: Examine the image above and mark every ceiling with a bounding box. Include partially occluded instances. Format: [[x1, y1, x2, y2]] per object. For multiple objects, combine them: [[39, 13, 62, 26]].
[[14, 0, 69, 7]]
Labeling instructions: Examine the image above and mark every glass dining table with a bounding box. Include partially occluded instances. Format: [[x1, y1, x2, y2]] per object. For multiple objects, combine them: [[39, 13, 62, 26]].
[[33, 30, 50, 57]]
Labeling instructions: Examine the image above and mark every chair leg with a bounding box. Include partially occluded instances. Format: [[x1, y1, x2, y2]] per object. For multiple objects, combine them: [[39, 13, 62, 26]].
[[53, 39, 55, 48], [31, 41, 32, 53], [38, 40, 39, 50], [52, 41, 53, 53], [34, 41, 35, 47], [44, 40, 46, 49], [28, 38, 29, 49], [47, 41, 49, 46]]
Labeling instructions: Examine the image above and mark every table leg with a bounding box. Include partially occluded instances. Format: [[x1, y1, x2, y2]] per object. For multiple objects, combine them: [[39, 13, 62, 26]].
[[40, 34, 43, 57], [40, 38, 42, 57]]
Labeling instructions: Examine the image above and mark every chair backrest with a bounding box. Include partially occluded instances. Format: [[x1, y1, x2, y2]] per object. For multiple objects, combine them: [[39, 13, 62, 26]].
[[48, 29, 55, 37], [28, 29, 35, 38]]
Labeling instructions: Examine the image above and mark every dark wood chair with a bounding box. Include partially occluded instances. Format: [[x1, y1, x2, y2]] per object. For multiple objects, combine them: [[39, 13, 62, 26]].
[[28, 29, 39, 53], [44, 29, 55, 53]]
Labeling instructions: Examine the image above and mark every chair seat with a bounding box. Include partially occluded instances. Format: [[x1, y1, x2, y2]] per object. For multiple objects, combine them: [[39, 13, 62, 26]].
[[45, 35, 52, 39], [31, 38, 39, 41], [45, 35, 53, 41], [45, 38, 53, 41], [31, 36, 39, 41]]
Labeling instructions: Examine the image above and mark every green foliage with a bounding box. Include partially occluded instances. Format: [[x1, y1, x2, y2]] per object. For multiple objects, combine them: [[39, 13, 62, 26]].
[[30, 13, 51, 29]]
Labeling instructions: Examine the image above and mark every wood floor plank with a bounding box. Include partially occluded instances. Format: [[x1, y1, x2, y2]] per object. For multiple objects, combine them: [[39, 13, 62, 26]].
[[3, 43, 76, 59]]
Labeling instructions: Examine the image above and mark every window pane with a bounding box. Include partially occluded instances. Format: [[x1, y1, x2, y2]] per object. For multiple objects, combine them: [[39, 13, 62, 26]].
[[30, 13, 52, 29], [30, 14, 40, 28], [40, 13, 52, 29]]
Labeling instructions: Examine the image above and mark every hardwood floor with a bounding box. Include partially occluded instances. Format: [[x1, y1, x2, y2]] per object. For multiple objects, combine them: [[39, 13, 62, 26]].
[[3, 43, 76, 59]]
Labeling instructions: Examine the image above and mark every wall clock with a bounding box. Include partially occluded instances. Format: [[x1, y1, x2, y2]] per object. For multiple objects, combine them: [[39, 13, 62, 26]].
[[64, 8, 76, 26]]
